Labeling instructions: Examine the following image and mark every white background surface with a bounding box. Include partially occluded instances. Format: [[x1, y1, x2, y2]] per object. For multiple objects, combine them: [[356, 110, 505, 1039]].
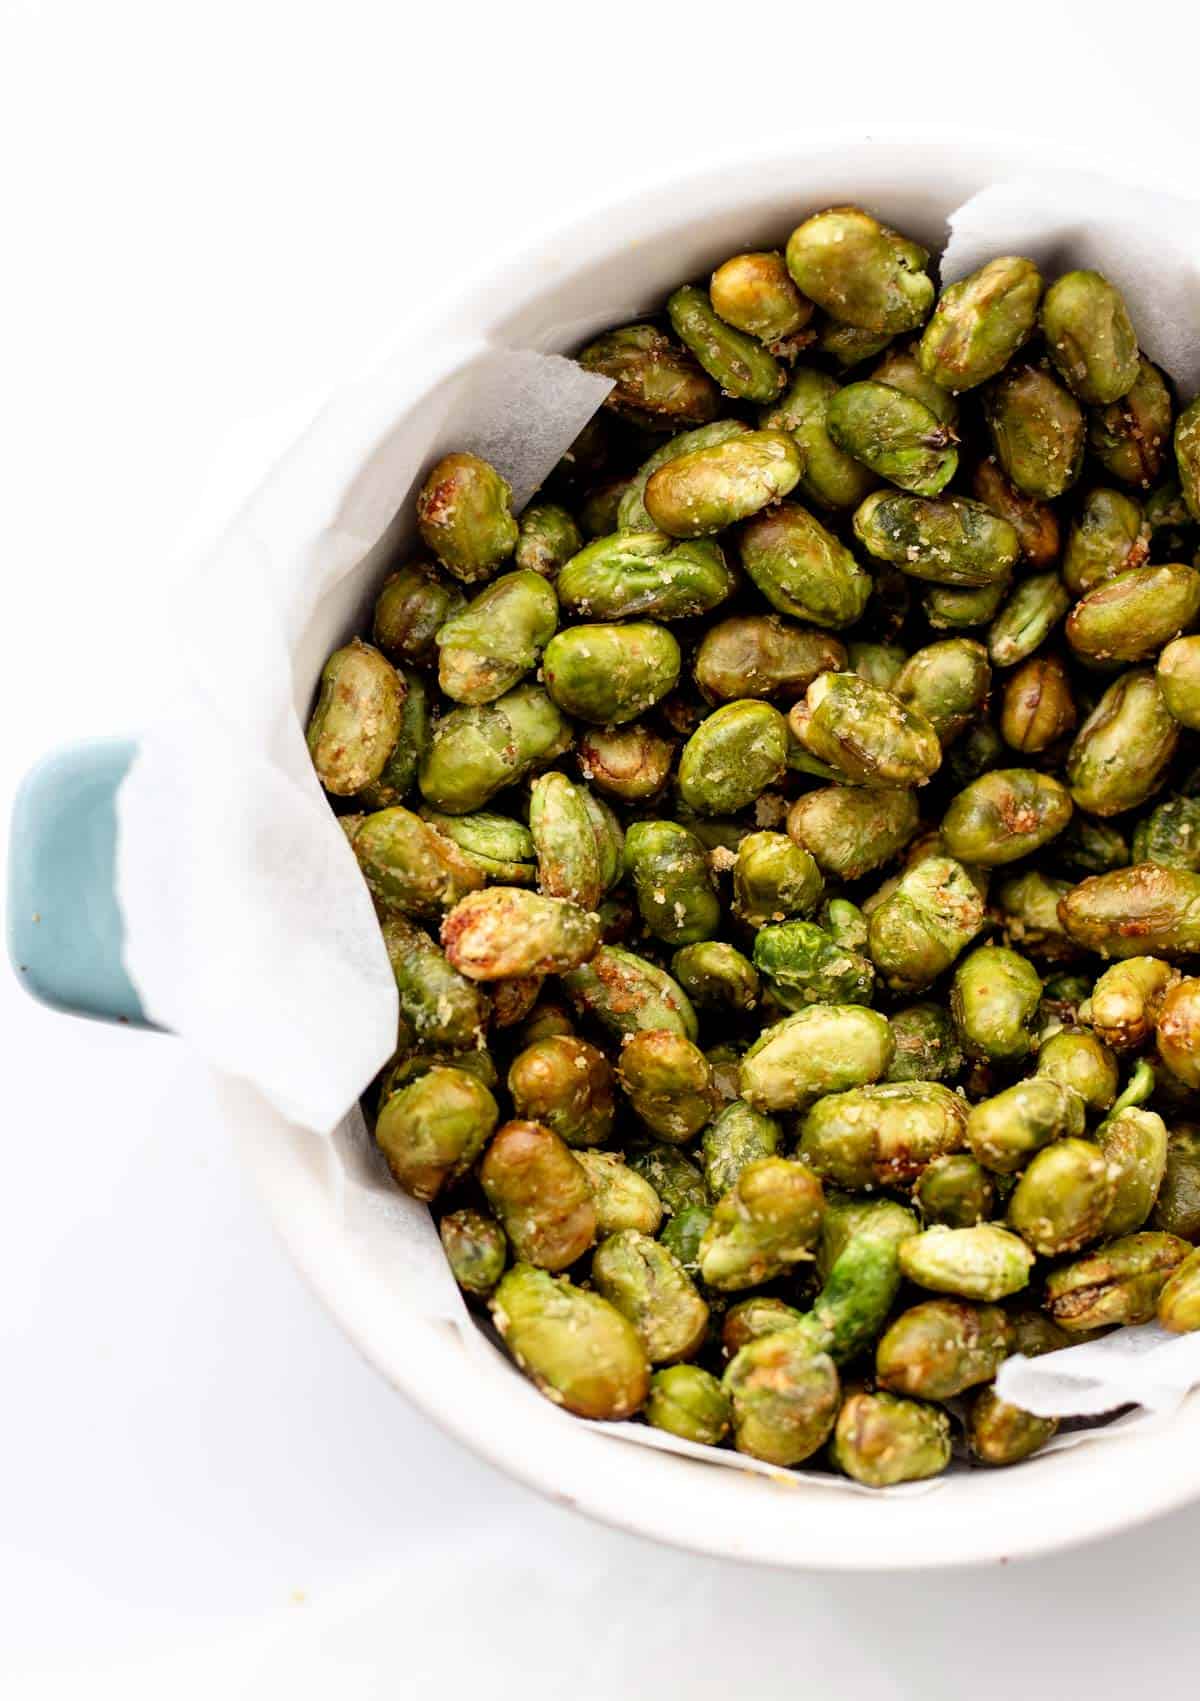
[[4, 3, 1200, 1695]]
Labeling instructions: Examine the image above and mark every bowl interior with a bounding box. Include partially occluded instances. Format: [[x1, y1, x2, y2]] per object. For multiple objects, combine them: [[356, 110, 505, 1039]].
[[239, 138, 1200, 1569]]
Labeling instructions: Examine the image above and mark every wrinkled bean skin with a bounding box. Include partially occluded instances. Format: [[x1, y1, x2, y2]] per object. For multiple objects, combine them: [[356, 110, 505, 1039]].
[[738, 502, 873, 629], [733, 831, 823, 928], [798, 1081, 968, 1190], [886, 1004, 965, 1085], [436, 569, 558, 703], [563, 947, 697, 1042], [442, 888, 601, 980], [920, 256, 1042, 392], [556, 531, 735, 622], [983, 365, 1085, 500], [1045, 1232, 1191, 1331], [790, 673, 941, 789], [529, 771, 608, 909], [754, 918, 874, 1010], [694, 614, 846, 704], [352, 805, 485, 918], [1065, 672, 1179, 818], [1088, 357, 1173, 489], [701, 1101, 782, 1199], [667, 284, 785, 404], [307, 639, 405, 796], [418, 683, 571, 815], [827, 382, 958, 496], [379, 915, 488, 1050], [578, 324, 719, 430], [787, 786, 919, 882], [761, 367, 879, 511], [971, 459, 1061, 568], [854, 490, 1018, 590], [867, 856, 987, 993], [591, 1229, 709, 1365], [724, 1331, 840, 1466], [700, 1157, 825, 1292]]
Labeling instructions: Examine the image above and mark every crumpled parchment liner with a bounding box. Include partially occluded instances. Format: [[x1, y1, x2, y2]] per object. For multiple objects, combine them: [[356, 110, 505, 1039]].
[[116, 173, 1200, 1491]]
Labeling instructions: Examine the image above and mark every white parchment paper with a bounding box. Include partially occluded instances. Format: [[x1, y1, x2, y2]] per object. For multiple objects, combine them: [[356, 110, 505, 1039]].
[[941, 171, 1200, 402], [115, 177, 1200, 1487]]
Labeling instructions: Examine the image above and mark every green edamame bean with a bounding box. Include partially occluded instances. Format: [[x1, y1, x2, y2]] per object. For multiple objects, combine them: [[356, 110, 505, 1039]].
[[543, 622, 681, 724], [827, 381, 958, 496], [416, 452, 519, 583], [644, 430, 802, 538], [677, 700, 790, 815], [667, 284, 785, 404], [983, 365, 1085, 500], [1040, 269, 1139, 406], [785, 206, 935, 334], [919, 256, 1043, 392], [738, 502, 873, 629]]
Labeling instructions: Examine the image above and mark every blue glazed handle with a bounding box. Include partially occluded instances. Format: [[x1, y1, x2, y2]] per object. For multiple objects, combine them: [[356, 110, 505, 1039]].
[[7, 739, 156, 1028]]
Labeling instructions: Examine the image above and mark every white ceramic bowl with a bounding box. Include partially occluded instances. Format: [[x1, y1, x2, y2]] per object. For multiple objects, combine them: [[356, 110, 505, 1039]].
[[230, 135, 1200, 1569]]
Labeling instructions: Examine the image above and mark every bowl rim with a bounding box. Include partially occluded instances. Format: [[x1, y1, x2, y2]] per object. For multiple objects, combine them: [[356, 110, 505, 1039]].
[[238, 129, 1200, 1569]]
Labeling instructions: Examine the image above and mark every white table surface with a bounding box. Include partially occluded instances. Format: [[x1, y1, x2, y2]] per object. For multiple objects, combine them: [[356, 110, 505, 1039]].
[[4, 4, 1200, 1694]]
